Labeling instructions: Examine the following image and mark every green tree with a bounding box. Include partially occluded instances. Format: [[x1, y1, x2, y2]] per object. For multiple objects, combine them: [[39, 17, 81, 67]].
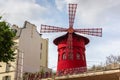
[[0, 16, 16, 63]]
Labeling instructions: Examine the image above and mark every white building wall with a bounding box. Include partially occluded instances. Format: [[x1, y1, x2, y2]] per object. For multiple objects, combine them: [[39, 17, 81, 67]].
[[19, 21, 48, 73], [40, 39, 48, 67]]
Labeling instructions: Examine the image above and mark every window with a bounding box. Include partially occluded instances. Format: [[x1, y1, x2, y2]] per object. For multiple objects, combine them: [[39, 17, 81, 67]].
[[76, 52, 80, 60], [2, 76, 11, 80], [68, 52, 73, 60], [6, 63, 10, 72], [62, 47, 66, 52], [62, 52, 66, 60], [41, 43, 42, 50]]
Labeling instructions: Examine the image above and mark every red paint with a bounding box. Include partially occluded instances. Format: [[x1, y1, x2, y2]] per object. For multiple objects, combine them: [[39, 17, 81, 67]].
[[54, 33, 89, 75]]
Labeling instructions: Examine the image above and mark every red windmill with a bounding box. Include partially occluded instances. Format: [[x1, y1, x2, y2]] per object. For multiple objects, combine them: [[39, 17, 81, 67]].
[[40, 4, 102, 76]]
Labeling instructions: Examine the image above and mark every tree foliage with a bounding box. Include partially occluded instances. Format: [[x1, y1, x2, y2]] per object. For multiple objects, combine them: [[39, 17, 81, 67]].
[[0, 17, 16, 63]]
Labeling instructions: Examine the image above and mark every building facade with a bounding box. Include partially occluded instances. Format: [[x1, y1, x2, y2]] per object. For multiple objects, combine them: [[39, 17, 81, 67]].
[[18, 21, 49, 73], [0, 21, 50, 80], [0, 39, 19, 80]]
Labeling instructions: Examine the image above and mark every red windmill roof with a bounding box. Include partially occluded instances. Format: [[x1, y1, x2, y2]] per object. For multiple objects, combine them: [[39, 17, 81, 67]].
[[53, 33, 89, 45]]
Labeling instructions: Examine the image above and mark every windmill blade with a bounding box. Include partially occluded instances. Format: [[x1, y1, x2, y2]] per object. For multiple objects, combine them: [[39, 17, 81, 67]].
[[40, 24, 68, 33], [66, 33, 73, 59], [69, 4, 77, 28], [75, 28, 102, 37]]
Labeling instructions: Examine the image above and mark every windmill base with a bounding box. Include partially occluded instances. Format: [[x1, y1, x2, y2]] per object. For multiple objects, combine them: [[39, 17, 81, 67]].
[[56, 67, 87, 76]]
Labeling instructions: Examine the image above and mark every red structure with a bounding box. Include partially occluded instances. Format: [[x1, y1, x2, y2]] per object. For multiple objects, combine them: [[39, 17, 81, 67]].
[[40, 4, 102, 76]]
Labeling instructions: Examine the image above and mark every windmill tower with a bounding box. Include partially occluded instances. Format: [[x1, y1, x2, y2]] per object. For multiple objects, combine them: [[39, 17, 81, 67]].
[[40, 4, 102, 76]]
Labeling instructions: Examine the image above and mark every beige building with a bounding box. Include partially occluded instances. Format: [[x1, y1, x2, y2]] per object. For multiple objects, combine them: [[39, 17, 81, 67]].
[[0, 38, 19, 80], [19, 21, 49, 73], [0, 21, 51, 80]]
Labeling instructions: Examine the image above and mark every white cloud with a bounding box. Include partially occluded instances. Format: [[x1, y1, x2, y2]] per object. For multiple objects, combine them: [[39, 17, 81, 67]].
[[65, 0, 79, 4], [55, 0, 120, 25], [86, 39, 120, 61], [55, 0, 66, 11], [0, 0, 47, 27]]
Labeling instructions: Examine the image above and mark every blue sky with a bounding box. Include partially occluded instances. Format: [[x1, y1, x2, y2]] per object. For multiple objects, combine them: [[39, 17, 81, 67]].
[[0, 0, 120, 71]]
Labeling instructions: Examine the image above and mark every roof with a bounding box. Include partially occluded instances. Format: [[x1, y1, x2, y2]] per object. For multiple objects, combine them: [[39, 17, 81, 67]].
[[53, 32, 89, 45]]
